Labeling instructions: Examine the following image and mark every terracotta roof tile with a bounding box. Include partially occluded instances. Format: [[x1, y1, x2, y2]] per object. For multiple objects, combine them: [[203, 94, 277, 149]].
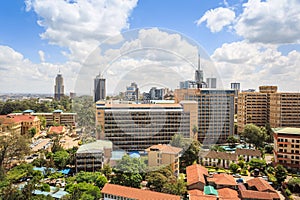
[[217, 188, 239, 200], [146, 144, 182, 154], [186, 164, 208, 186], [101, 183, 180, 200], [188, 190, 217, 200], [208, 174, 237, 186], [236, 148, 261, 157], [48, 126, 65, 134], [247, 178, 275, 192], [240, 190, 280, 200], [7, 114, 39, 123]]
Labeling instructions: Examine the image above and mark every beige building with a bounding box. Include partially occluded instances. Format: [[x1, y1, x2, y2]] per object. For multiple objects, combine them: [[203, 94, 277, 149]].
[[33, 110, 77, 128], [180, 100, 198, 139], [175, 88, 235, 143], [273, 127, 300, 170], [146, 144, 182, 176], [96, 102, 190, 151], [5, 114, 40, 135], [0, 115, 21, 135], [238, 86, 300, 133]]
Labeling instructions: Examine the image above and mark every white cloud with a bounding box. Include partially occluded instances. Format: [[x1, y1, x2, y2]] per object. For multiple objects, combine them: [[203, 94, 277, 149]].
[[26, 0, 138, 62], [212, 41, 300, 91], [235, 0, 300, 44], [38, 50, 45, 62], [196, 7, 235, 32]]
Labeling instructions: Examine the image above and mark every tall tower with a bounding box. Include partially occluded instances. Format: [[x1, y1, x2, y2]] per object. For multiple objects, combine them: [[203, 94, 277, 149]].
[[54, 71, 64, 101], [195, 54, 204, 88], [94, 73, 106, 102]]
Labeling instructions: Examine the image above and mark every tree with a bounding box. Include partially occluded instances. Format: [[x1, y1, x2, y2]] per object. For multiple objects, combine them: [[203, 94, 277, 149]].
[[226, 135, 239, 148], [274, 164, 287, 185], [242, 124, 267, 148], [0, 133, 31, 179], [162, 177, 187, 196], [66, 182, 101, 200], [146, 171, 168, 192], [53, 150, 70, 169], [28, 127, 37, 137], [170, 134, 191, 150], [101, 164, 112, 179], [180, 140, 201, 172], [111, 155, 145, 188], [210, 145, 225, 152], [229, 163, 240, 174], [249, 158, 266, 171], [287, 177, 300, 193]]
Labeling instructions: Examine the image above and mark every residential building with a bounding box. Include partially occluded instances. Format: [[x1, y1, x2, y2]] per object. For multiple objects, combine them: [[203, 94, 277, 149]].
[[186, 164, 208, 191], [231, 82, 240, 95], [273, 127, 300, 169], [0, 115, 21, 135], [33, 110, 77, 128], [180, 100, 198, 139], [96, 102, 190, 151], [231, 82, 240, 114], [94, 74, 106, 102], [125, 82, 139, 101], [270, 92, 300, 128], [199, 151, 237, 169], [206, 78, 217, 88], [75, 140, 112, 172], [145, 144, 182, 176], [235, 148, 261, 162], [175, 88, 235, 143], [6, 114, 40, 135], [101, 183, 181, 200], [54, 72, 64, 100], [207, 173, 237, 189], [239, 178, 280, 200]]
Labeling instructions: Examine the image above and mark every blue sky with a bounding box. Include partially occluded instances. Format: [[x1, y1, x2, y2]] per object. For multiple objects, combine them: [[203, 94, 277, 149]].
[[1, 0, 300, 94]]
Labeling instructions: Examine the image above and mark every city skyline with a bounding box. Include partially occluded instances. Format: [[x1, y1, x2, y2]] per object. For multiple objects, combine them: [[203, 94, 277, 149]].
[[1, 0, 300, 94]]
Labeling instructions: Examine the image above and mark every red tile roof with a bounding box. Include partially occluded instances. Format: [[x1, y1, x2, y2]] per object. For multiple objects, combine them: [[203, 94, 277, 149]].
[[236, 148, 261, 157], [240, 190, 280, 200], [7, 114, 38, 123], [101, 183, 180, 200], [48, 126, 65, 134], [188, 190, 217, 200], [247, 178, 275, 192], [145, 144, 182, 154], [186, 164, 208, 186], [208, 173, 237, 186], [0, 115, 16, 125], [217, 188, 239, 200]]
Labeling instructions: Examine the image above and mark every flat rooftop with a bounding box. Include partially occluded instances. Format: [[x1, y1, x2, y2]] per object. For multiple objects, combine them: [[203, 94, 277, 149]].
[[272, 127, 300, 135]]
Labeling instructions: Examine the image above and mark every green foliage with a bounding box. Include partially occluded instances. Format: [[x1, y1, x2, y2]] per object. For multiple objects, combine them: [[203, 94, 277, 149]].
[[264, 145, 273, 154], [249, 158, 266, 171], [6, 163, 42, 183], [32, 158, 48, 167], [285, 188, 292, 197], [75, 171, 107, 188], [28, 127, 37, 137], [53, 150, 70, 169], [210, 145, 225, 152], [162, 177, 187, 196], [170, 134, 191, 150], [242, 124, 267, 148], [229, 163, 240, 174], [39, 183, 50, 192], [226, 135, 239, 147], [274, 164, 287, 185], [66, 182, 101, 200], [287, 177, 300, 193], [101, 164, 112, 179], [180, 140, 201, 172]]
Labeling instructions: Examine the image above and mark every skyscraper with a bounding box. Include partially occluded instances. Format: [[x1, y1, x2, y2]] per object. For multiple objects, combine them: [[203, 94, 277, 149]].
[[206, 78, 217, 88], [94, 74, 106, 102], [194, 55, 204, 88], [54, 72, 64, 100]]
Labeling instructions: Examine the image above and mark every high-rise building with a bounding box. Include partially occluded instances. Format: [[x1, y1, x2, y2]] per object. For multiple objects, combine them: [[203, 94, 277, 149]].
[[125, 82, 139, 101], [54, 73, 64, 100], [206, 78, 217, 88], [230, 82, 240, 92], [179, 80, 197, 89], [95, 102, 190, 151], [195, 55, 204, 88], [230, 82, 241, 115], [175, 88, 235, 144], [94, 74, 106, 102]]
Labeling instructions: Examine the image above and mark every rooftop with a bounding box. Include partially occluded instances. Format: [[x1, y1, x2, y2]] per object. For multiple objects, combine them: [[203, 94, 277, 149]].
[[272, 127, 300, 135], [77, 140, 113, 154], [186, 164, 208, 186], [146, 144, 182, 154], [236, 148, 261, 157], [207, 173, 237, 186], [188, 190, 217, 200], [246, 178, 275, 192], [101, 183, 180, 200], [217, 188, 239, 200], [240, 190, 280, 200]]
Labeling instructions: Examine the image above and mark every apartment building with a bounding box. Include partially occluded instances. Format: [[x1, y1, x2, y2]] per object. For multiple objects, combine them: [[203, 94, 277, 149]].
[[175, 88, 235, 143], [273, 127, 300, 170], [96, 102, 190, 152], [75, 140, 112, 172], [270, 93, 300, 128], [4, 114, 40, 135], [146, 144, 182, 176], [33, 110, 77, 128], [0, 115, 21, 135]]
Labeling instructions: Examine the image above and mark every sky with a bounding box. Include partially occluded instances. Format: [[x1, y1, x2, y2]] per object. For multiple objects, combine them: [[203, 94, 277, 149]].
[[1, 0, 300, 95]]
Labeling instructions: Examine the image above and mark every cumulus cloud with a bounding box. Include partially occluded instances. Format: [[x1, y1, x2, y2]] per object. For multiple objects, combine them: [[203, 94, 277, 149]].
[[196, 7, 235, 32], [26, 0, 138, 62], [38, 50, 45, 62], [212, 41, 300, 91]]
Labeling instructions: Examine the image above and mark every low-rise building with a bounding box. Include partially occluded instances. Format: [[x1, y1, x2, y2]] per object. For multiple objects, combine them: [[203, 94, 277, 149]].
[[207, 173, 237, 189], [75, 140, 112, 172], [101, 183, 180, 200], [273, 127, 300, 169], [186, 164, 208, 191], [0, 115, 21, 135], [146, 144, 182, 176], [199, 151, 237, 169], [6, 114, 40, 135], [235, 148, 261, 162]]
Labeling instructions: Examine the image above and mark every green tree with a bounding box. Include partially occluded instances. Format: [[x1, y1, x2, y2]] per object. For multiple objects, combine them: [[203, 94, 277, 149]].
[[287, 177, 300, 193], [162, 177, 187, 196], [226, 135, 239, 148], [101, 164, 112, 179], [229, 163, 240, 174], [242, 124, 267, 148], [210, 145, 225, 152], [249, 158, 266, 171], [66, 182, 101, 200], [146, 171, 168, 192], [28, 127, 37, 137], [274, 164, 287, 185], [180, 140, 201, 172], [53, 150, 70, 169], [170, 133, 191, 150]]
